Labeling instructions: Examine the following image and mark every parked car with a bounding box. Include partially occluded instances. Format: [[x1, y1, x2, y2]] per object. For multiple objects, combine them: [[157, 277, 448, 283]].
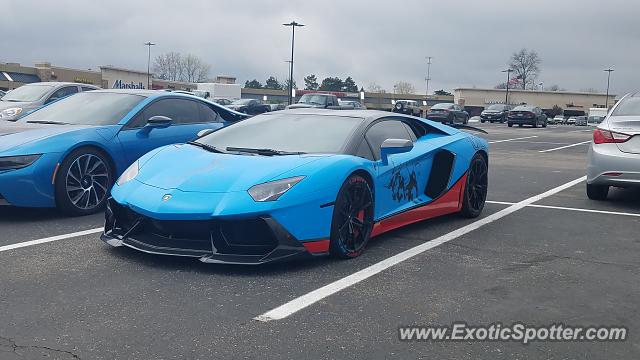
[[102, 109, 489, 264], [0, 82, 100, 121], [338, 100, 366, 109], [226, 98, 271, 115], [287, 93, 341, 109], [0, 90, 247, 215], [586, 92, 640, 200], [213, 98, 232, 106], [426, 103, 469, 124], [268, 103, 287, 112], [480, 104, 512, 123], [0, 90, 5, 98], [566, 117, 577, 125], [392, 100, 421, 117], [575, 116, 588, 126], [549, 115, 565, 125], [588, 115, 605, 126], [507, 105, 547, 127]]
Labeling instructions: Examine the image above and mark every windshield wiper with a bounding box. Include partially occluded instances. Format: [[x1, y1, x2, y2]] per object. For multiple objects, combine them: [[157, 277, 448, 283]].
[[225, 147, 305, 156], [26, 120, 69, 125], [188, 141, 225, 153]]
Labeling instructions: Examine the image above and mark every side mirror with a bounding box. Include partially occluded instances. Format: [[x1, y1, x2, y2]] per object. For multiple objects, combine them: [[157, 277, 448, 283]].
[[139, 116, 173, 135], [380, 138, 413, 165], [197, 128, 215, 138], [146, 115, 173, 128]]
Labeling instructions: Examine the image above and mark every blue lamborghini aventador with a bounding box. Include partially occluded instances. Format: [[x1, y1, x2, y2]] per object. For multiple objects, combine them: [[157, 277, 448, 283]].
[[102, 109, 489, 264]]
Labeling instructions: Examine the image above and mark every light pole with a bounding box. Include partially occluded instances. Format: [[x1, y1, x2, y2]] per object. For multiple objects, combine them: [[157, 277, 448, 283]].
[[604, 68, 614, 109], [283, 21, 304, 105], [501, 69, 513, 104], [425, 56, 432, 96], [538, 82, 544, 91], [144, 42, 156, 89]]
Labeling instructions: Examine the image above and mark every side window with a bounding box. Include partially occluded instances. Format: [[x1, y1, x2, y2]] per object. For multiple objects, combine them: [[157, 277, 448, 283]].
[[402, 123, 418, 141], [47, 86, 78, 103], [365, 120, 413, 160], [81, 86, 96, 92], [125, 112, 147, 129], [355, 139, 374, 161], [144, 98, 200, 125], [198, 102, 222, 123]]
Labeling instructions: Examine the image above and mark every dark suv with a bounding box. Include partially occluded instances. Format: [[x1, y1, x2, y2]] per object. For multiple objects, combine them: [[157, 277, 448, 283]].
[[507, 105, 547, 128], [480, 104, 512, 123]]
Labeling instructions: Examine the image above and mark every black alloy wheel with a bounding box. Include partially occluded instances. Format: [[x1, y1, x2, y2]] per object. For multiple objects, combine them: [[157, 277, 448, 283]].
[[461, 154, 488, 218], [330, 174, 374, 258]]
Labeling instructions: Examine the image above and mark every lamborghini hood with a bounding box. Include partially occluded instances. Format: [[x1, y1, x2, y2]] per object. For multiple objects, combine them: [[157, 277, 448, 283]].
[[135, 143, 330, 193]]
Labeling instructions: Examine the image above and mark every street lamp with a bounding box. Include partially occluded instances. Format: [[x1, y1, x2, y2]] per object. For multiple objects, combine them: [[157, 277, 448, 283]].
[[283, 21, 304, 105], [604, 68, 614, 109], [501, 68, 513, 104], [144, 42, 156, 89], [425, 56, 432, 96]]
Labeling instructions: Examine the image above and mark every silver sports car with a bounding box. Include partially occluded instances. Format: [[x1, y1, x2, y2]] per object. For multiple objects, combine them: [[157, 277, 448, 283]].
[[586, 92, 640, 200]]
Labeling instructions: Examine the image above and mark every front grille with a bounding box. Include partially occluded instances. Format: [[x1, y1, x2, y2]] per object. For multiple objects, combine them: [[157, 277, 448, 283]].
[[107, 200, 278, 256]]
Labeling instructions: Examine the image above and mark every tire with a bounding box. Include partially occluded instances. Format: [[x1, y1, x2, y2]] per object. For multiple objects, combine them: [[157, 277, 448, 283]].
[[481, 119, 486, 123], [532, 119, 538, 128], [542, 120, 547, 128], [518, 124, 523, 127], [464, 116, 469, 125], [586, 183, 609, 200], [508, 122, 513, 127], [329, 174, 374, 259], [461, 154, 488, 218], [54, 148, 114, 216]]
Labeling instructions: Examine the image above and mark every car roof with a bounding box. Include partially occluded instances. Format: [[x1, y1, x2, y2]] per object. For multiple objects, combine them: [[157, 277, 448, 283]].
[[86, 89, 164, 97], [24, 82, 100, 88]]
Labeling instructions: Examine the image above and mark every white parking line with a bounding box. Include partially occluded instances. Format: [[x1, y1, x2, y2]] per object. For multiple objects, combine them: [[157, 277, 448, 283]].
[[539, 140, 591, 153], [0, 228, 103, 253], [488, 136, 538, 144], [486, 200, 640, 218], [255, 176, 586, 322]]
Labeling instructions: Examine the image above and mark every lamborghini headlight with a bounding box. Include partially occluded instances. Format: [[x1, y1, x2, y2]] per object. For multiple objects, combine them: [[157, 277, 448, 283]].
[[116, 160, 139, 186], [0, 154, 41, 170], [1, 107, 23, 118], [248, 176, 305, 202]]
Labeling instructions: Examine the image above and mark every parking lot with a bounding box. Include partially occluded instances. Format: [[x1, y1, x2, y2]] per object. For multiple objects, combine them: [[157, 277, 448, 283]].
[[0, 123, 638, 359]]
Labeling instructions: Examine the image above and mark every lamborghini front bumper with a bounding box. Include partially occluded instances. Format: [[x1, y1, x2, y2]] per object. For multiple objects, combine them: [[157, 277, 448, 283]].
[[101, 198, 329, 265]]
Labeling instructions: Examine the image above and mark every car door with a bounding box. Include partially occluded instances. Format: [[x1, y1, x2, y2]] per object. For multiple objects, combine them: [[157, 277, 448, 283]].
[[117, 97, 225, 163], [365, 119, 425, 220]]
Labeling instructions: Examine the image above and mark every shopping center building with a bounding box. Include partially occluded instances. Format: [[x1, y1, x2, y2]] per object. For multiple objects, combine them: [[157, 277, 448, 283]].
[[454, 88, 616, 116]]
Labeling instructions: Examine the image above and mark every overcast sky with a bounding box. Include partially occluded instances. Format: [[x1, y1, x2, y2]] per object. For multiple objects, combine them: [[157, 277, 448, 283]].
[[2, 0, 638, 96]]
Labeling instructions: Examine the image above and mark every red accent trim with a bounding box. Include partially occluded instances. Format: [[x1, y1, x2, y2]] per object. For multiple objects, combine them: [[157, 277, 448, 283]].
[[371, 172, 468, 237], [302, 239, 330, 253], [603, 172, 623, 177]]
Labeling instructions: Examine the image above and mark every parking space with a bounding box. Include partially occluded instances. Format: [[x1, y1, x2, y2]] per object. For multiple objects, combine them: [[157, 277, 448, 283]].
[[1, 123, 639, 359]]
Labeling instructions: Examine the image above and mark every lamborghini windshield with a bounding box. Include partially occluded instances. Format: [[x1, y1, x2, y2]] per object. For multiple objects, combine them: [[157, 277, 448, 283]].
[[196, 113, 363, 154]]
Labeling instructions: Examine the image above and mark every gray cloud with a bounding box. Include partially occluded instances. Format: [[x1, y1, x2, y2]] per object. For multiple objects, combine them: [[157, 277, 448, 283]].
[[2, 0, 638, 96]]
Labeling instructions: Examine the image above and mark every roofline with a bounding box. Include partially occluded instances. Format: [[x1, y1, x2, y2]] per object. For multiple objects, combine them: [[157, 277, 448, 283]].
[[454, 87, 616, 97]]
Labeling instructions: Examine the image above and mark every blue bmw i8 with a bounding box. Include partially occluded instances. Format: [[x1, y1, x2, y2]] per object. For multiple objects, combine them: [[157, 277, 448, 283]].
[[103, 109, 489, 264], [0, 89, 246, 215]]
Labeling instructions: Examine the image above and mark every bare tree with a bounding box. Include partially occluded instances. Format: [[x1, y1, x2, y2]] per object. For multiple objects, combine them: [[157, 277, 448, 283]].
[[153, 52, 183, 81], [509, 49, 541, 90], [367, 82, 385, 93], [153, 52, 210, 82], [394, 81, 415, 95], [182, 54, 210, 82]]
